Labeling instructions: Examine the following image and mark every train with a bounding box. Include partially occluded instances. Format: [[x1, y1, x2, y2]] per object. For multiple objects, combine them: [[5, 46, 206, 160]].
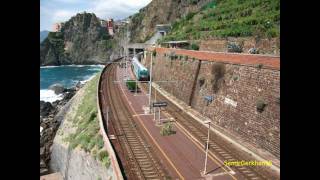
[[131, 55, 150, 81]]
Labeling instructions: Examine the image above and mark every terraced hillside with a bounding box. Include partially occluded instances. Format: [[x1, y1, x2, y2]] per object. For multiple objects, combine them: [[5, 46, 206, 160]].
[[161, 0, 280, 42]]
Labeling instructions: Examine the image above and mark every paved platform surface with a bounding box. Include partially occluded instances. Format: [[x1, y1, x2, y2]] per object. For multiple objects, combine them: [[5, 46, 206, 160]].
[[115, 64, 237, 180]]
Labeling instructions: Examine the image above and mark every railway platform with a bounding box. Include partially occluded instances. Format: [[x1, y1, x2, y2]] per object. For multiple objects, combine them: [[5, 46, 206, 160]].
[[115, 64, 238, 180]]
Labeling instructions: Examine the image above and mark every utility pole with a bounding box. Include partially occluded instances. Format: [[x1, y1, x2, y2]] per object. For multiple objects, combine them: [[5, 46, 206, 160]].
[[148, 51, 153, 114], [106, 107, 109, 130], [125, 57, 128, 80], [203, 120, 211, 175], [158, 107, 161, 125]]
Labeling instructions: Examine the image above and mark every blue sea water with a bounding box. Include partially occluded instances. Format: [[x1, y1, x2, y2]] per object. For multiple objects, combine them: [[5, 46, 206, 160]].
[[40, 65, 104, 102]]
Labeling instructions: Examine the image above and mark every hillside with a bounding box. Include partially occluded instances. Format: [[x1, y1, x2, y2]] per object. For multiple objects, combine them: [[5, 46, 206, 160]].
[[40, 30, 49, 43], [129, 0, 212, 43], [40, 12, 112, 66], [161, 0, 280, 42], [128, 0, 279, 48]]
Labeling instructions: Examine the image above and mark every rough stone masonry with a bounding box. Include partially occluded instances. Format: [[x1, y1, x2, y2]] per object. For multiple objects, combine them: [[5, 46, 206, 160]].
[[143, 48, 280, 159]]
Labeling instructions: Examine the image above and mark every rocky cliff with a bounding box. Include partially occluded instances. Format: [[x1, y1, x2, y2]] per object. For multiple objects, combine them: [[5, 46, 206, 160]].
[[40, 30, 50, 43], [129, 0, 211, 43], [40, 13, 112, 66]]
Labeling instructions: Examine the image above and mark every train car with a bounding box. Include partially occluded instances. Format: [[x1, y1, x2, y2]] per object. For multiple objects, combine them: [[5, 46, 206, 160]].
[[131, 56, 149, 81]]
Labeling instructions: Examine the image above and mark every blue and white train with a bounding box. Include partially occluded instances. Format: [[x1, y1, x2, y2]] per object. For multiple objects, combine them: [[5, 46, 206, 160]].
[[131, 56, 150, 81]]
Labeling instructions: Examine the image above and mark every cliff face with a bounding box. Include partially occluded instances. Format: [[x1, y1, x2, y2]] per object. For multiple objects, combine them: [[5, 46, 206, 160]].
[[40, 30, 49, 43], [40, 13, 112, 66], [129, 0, 211, 43]]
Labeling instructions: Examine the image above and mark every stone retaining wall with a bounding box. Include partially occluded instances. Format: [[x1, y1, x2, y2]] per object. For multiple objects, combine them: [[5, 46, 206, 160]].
[[143, 48, 280, 159]]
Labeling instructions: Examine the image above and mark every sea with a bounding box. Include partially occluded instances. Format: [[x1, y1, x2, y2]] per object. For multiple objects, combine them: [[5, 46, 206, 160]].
[[40, 65, 104, 102]]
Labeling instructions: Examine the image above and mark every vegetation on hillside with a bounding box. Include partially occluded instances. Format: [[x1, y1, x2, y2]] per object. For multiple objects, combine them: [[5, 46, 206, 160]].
[[160, 0, 280, 42], [64, 73, 110, 167], [46, 32, 65, 54]]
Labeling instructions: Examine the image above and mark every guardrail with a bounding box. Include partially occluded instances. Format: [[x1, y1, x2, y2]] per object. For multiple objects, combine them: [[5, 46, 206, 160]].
[[97, 57, 124, 180]]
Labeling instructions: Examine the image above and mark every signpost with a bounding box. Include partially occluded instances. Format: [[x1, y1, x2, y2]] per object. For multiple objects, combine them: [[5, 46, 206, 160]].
[[152, 101, 167, 124], [152, 101, 167, 107], [204, 95, 213, 106]]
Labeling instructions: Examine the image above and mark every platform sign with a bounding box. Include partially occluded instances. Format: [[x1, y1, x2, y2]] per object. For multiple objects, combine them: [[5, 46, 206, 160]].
[[204, 95, 213, 103], [152, 101, 167, 107]]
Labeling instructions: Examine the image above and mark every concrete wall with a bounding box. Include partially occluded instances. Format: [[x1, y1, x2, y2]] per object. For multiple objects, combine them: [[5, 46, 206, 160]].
[[50, 72, 121, 180], [143, 48, 280, 159], [97, 64, 124, 180], [50, 143, 115, 180]]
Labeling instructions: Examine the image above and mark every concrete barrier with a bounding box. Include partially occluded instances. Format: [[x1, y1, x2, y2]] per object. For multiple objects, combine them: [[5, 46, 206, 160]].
[[96, 62, 124, 180]]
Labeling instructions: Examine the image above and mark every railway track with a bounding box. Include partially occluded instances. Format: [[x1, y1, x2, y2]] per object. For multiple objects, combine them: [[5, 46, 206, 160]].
[[100, 63, 168, 180], [140, 83, 278, 180]]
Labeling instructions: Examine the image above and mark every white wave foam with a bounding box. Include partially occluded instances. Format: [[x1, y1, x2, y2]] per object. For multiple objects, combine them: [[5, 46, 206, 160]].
[[40, 89, 63, 103], [41, 64, 105, 68], [80, 75, 95, 84], [40, 66, 59, 68]]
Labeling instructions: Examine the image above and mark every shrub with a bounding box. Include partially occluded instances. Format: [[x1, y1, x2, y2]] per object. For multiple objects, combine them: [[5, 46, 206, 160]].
[[188, 0, 198, 5], [89, 111, 97, 122], [92, 149, 97, 159], [169, 52, 178, 60], [102, 156, 110, 167], [199, 78, 205, 87], [201, 1, 216, 10], [96, 134, 104, 149], [256, 99, 267, 112], [126, 80, 138, 91], [185, 12, 196, 21], [232, 75, 239, 81], [227, 42, 243, 53], [191, 43, 200, 50], [97, 150, 109, 162], [152, 49, 157, 57], [160, 122, 176, 136]]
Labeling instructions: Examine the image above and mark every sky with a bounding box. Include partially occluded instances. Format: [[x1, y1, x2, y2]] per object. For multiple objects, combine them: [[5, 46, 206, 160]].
[[40, 0, 152, 31]]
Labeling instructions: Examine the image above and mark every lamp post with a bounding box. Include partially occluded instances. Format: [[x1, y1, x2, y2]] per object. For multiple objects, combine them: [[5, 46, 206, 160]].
[[203, 120, 211, 175], [106, 106, 109, 130], [148, 51, 153, 114]]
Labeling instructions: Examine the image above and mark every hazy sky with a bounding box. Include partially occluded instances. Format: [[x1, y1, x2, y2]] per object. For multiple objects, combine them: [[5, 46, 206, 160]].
[[40, 0, 152, 31]]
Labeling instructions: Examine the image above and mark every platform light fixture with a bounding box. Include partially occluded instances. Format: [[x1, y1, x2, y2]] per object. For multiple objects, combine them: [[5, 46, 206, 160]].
[[203, 120, 211, 176]]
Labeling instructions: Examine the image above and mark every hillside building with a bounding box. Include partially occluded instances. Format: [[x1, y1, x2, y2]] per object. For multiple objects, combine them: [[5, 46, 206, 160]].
[[52, 22, 64, 32], [107, 19, 114, 36]]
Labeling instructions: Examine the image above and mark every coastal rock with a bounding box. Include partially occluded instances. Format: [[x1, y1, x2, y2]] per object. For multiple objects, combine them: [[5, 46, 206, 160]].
[[51, 100, 60, 108], [40, 12, 112, 66], [39, 83, 80, 175], [49, 84, 65, 94], [40, 101, 54, 117], [63, 91, 75, 101]]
